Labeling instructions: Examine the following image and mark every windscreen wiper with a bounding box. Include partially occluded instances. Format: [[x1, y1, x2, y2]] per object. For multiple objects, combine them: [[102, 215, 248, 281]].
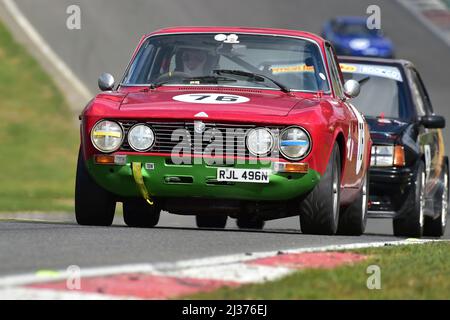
[[183, 75, 237, 84], [149, 75, 236, 89], [213, 69, 290, 93], [149, 81, 170, 89], [357, 76, 371, 86]]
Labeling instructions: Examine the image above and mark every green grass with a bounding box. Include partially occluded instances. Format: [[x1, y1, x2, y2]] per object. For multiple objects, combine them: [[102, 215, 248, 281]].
[[188, 242, 450, 299], [0, 21, 78, 212]]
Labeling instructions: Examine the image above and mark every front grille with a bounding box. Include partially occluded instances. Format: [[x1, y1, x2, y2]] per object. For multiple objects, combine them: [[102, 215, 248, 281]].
[[119, 120, 281, 157]]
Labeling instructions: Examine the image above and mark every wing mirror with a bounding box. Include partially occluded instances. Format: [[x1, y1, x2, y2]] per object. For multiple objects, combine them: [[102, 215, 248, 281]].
[[98, 73, 115, 91], [343, 79, 361, 99], [420, 115, 445, 129]]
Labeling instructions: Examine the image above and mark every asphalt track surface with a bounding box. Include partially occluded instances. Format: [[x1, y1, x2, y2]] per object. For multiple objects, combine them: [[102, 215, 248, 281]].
[[0, 0, 449, 276]]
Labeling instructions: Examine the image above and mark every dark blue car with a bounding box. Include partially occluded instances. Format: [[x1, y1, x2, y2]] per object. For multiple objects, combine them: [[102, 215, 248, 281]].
[[340, 56, 447, 238], [322, 16, 394, 58]]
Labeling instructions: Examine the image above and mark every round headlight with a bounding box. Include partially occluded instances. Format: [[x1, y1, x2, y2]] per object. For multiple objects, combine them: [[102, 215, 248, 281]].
[[349, 39, 370, 50], [91, 120, 123, 153], [279, 126, 311, 160], [246, 128, 274, 156], [128, 124, 155, 152]]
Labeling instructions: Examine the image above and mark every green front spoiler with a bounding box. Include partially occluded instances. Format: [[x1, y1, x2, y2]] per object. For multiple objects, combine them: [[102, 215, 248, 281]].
[[87, 155, 321, 201]]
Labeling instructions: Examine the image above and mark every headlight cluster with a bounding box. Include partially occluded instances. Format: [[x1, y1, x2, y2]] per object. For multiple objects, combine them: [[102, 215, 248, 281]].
[[91, 120, 155, 153], [128, 124, 155, 151], [91, 120, 124, 153], [371, 145, 405, 167], [246, 128, 274, 156], [91, 120, 312, 159], [279, 127, 311, 160], [246, 126, 311, 160]]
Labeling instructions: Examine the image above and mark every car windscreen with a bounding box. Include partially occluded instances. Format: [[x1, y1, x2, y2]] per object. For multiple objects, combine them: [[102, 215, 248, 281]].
[[336, 22, 380, 37], [121, 33, 330, 93], [341, 63, 410, 120]]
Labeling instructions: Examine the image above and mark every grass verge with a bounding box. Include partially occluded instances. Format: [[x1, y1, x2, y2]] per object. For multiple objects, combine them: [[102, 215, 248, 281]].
[[0, 20, 78, 212], [188, 242, 450, 299]]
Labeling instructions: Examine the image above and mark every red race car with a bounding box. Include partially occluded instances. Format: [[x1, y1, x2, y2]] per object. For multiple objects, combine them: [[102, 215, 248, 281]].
[[77, 27, 372, 235]]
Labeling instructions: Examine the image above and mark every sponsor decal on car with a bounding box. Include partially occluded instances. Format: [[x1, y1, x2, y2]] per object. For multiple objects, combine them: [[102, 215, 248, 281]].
[[270, 64, 315, 74], [214, 33, 240, 44], [340, 63, 403, 82], [173, 93, 250, 104]]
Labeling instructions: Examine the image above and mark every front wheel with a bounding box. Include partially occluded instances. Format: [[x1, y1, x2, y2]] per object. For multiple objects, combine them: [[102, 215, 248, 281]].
[[75, 149, 116, 226], [337, 174, 368, 236], [424, 162, 448, 237], [300, 143, 341, 235], [123, 198, 161, 228], [393, 161, 425, 237]]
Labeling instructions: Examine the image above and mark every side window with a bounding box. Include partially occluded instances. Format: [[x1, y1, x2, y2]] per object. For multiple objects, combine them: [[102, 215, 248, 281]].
[[325, 44, 344, 99], [407, 67, 428, 117], [414, 70, 434, 114], [124, 41, 156, 84]]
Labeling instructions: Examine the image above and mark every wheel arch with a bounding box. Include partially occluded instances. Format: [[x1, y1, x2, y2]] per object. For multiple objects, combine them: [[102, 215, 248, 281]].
[[334, 130, 346, 175]]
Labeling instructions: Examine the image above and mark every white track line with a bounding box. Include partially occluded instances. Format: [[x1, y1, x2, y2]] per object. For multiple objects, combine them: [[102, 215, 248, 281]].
[[0, 288, 135, 300], [164, 263, 293, 283], [0, 238, 445, 288], [397, 0, 450, 47], [1, 0, 93, 102]]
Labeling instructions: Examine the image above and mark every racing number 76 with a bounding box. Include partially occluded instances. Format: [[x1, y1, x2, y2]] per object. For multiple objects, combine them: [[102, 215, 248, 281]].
[[191, 94, 239, 102]]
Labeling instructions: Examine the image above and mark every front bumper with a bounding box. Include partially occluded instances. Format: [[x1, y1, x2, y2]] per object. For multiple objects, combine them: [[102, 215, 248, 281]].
[[368, 166, 416, 217], [87, 155, 321, 202]]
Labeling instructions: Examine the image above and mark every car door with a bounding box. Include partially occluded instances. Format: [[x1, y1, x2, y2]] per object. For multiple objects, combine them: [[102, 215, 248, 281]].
[[325, 43, 365, 188], [407, 66, 442, 191]]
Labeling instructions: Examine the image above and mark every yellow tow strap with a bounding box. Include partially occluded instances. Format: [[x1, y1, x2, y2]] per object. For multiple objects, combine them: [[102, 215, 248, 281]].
[[131, 162, 154, 206]]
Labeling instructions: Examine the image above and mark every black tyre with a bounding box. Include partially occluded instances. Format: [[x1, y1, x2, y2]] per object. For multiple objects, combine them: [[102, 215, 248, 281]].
[[196, 215, 227, 229], [75, 149, 116, 226], [236, 216, 265, 230], [123, 198, 161, 228], [300, 143, 341, 235], [424, 162, 448, 237], [337, 174, 368, 235], [393, 161, 425, 237]]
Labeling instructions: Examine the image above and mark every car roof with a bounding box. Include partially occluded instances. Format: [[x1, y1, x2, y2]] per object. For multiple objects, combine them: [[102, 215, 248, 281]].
[[338, 55, 415, 69], [144, 26, 325, 44], [333, 16, 368, 24]]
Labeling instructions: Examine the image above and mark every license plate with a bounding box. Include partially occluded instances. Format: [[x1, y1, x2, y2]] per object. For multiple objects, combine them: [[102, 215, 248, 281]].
[[217, 168, 270, 184]]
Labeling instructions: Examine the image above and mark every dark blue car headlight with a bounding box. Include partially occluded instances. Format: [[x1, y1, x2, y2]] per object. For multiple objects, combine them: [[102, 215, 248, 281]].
[[348, 39, 371, 51]]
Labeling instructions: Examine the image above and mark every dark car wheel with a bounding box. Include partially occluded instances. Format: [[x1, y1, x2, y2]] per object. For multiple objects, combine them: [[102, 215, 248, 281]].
[[75, 149, 116, 226], [337, 174, 368, 236], [123, 198, 161, 228], [424, 162, 448, 237], [236, 216, 265, 230], [393, 161, 425, 238], [196, 215, 227, 229], [300, 143, 341, 235]]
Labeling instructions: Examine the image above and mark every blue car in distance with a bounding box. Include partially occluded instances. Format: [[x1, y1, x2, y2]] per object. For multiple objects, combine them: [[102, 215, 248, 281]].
[[321, 16, 394, 58]]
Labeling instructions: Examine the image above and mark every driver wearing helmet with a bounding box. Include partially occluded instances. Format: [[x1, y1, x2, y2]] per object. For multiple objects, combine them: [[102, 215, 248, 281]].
[[176, 48, 213, 77]]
